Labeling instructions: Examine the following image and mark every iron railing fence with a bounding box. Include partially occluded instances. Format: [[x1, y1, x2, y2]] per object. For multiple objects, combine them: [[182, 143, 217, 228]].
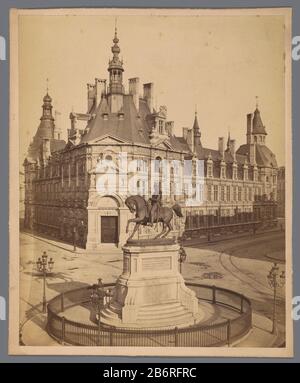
[[47, 283, 252, 347]]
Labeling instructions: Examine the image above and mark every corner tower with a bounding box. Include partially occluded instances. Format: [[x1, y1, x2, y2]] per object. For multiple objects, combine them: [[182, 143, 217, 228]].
[[107, 26, 124, 113]]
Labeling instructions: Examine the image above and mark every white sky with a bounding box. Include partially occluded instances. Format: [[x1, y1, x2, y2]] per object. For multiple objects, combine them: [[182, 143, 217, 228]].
[[18, 13, 286, 166]]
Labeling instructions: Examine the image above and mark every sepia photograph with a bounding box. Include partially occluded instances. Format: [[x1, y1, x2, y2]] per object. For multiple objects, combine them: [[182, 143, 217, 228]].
[[9, 7, 292, 357]]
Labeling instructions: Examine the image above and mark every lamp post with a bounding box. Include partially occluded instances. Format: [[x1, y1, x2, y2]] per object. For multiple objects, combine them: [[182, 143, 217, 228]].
[[36, 251, 54, 313], [267, 262, 285, 335], [73, 226, 77, 252], [178, 246, 187, 274]]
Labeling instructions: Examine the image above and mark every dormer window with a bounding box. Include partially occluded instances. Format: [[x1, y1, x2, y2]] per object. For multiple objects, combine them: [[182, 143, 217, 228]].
[[207, 165, 213, 178], [158, 120, 164, 135], [233, 166, 238, 180], [254, 170, 258, 182], [221, 166, 226, 179]]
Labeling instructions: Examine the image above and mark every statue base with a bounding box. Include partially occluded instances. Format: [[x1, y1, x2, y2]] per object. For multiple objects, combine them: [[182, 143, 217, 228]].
[[101, 239, 203, 328]]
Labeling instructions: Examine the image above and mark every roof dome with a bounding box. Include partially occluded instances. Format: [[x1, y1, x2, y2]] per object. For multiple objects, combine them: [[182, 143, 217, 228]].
[[43, 93, 52, 103]]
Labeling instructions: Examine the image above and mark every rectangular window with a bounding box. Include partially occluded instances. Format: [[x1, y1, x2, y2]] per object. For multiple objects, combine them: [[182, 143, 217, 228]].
[[221, 186, 225, 202], [226, 186, 230, 201], [233, 186, 237, 201], [207, 185, 212, 201], [249, 187, 252, 201], [159, 120, 164, 134], [238, 186, 242, 201], [245, 187, 248, 201], [213, 185, 218, 201]]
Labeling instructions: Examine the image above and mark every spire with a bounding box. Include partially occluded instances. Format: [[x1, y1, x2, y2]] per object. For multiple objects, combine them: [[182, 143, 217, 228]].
[[192, 108, 202, 153], [226, 130, 231, 150], [252, 97, 267, 135], [193, 109, 201, 137], [107, 21, 124, 96]]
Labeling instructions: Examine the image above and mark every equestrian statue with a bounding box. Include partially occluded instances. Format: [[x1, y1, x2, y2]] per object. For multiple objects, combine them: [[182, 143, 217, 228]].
[[125, 194, 183, 241]]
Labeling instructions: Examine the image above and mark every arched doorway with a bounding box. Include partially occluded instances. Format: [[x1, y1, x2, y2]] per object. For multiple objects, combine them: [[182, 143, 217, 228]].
[[86, 194, 126, 250]]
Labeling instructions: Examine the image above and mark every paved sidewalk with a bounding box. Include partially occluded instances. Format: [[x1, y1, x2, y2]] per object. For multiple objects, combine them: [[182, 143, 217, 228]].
[[19, 231, 286, 348]]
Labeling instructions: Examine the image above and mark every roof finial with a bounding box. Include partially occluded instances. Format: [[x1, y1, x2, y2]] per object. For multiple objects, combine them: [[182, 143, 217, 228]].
[[113, 17, 119, 43], [46, 78, 49, 94], [195, 104, 197, 116], [227, 127, 231, 148], [255, 95, 259, 110]]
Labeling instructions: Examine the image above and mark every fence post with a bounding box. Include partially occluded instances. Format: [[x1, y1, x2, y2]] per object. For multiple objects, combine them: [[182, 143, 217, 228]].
[[98, 320, 101, 346], [174, 327, 178, 347], [109, 330, 113, 346], [212, 285, 216, 304], [61, 293, 64, 313], [226, 319, 231, 346], [61, 316, 65, 345]]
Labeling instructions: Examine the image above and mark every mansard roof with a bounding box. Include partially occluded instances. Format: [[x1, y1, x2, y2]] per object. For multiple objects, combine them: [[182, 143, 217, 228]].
[[80, 95, 151, 145], [237, 144, 277, 168], [198, 147, 247, 165], [27, 137, 66, 162]]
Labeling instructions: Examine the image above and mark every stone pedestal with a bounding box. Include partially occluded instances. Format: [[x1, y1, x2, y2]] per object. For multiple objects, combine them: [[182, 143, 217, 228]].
[[101, 239, 203, 328]]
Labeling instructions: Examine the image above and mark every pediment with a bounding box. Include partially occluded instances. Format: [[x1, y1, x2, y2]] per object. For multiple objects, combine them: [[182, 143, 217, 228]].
[[90, 134, 127, 144], [152, 139, 173, 150]]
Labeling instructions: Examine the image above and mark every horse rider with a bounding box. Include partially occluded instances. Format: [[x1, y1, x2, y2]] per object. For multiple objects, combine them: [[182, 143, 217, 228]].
[[148, 192, 162, 226]]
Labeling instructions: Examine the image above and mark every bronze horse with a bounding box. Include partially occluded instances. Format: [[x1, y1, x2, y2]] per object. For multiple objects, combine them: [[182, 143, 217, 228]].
[[125, 195, 183, 240]]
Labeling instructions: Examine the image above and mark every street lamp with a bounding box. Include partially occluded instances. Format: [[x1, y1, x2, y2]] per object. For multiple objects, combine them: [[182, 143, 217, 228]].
[[267, 262, 285, 335], [178, 246, 187, 274], [36, 251, 54, 313], [73, 226, 77, 252]]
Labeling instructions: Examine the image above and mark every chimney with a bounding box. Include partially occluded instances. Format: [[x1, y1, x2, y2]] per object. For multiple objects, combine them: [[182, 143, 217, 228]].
[[54, 110, 62, 140], [229, 139, 236, 156], [129, 77, 140, 111], [218, 137, 225, 156], [165, 121, 174, 136], [95, 78, 106, 106], [182, 127, 189, 141], [87, 83, 96, 112], [247, 113, 252, 144], [69, 112, 77, 131], [249, 143, 256, 165], [143, 83, 154, 112], [186, 129, 193, 149]]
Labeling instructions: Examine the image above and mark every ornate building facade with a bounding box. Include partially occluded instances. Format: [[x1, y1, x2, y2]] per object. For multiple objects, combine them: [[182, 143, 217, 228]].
[[24, 28, 278, 249], [277, 166, 285, 218]]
